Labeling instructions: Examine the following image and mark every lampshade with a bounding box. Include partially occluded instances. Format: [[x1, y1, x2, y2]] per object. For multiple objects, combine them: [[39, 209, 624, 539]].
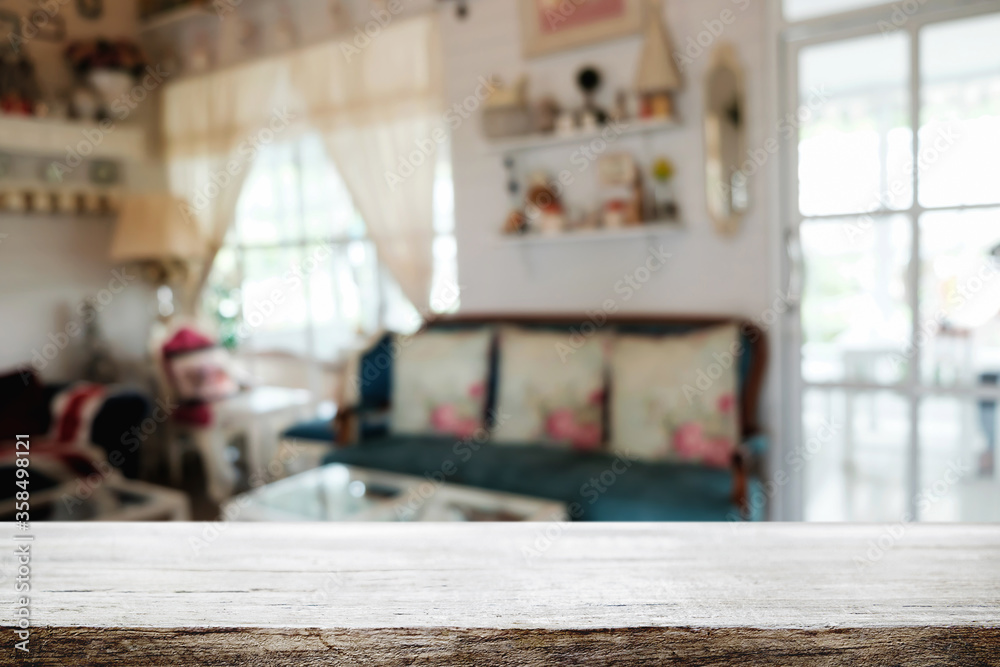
[[635, 0, 681, 93], [110, 193, 205, 262]]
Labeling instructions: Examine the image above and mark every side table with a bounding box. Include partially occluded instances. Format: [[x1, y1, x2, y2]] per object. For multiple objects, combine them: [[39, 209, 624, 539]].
[[211, 386, 315, 493]]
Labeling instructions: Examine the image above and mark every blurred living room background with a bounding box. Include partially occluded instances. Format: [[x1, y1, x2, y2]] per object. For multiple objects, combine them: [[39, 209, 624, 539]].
[[1, 0, 998, 524]]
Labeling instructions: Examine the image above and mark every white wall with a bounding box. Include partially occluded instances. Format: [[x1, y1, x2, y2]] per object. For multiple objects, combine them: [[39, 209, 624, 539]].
[[442, 0, 773, 317], [0, 215, 155, 381]]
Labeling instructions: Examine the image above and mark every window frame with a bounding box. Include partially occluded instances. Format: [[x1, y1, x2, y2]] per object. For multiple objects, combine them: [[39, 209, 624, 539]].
[[210, 134, 456, 380], [778, 0, 1000, 520]]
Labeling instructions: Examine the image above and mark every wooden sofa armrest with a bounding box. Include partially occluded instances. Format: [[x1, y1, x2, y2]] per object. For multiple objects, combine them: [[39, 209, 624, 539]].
[[332, 406, 358, 447], [332, 402, 391, 447], [731, 449, 748, 517], [731, 434, 768, 519]]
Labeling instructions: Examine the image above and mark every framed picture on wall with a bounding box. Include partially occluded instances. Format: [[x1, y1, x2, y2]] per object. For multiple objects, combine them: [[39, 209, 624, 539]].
[[519, 0, 643, 58]]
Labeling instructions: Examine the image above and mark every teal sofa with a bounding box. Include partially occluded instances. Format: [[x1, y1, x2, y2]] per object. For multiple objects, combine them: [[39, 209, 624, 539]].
[[321, 315, 768, 521]]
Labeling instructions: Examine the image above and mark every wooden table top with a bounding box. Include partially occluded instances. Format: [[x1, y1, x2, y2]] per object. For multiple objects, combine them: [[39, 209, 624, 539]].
[[4, 523, 999, 665]]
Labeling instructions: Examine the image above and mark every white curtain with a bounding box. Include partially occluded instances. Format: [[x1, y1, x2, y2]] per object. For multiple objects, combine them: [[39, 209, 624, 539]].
[[161, 14, 444, 314], [290, 18, 444, 311]]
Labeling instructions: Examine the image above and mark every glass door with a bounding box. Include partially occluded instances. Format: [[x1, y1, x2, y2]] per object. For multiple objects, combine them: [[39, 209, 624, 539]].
[[782, 4, 1000, 521]]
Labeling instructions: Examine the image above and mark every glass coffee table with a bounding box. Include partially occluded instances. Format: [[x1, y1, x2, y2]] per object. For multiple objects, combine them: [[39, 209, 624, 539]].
[[221, 464, 568, 522]]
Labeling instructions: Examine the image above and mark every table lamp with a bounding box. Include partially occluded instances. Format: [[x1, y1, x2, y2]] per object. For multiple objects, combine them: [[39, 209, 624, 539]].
[[110, 193, 206, 320]]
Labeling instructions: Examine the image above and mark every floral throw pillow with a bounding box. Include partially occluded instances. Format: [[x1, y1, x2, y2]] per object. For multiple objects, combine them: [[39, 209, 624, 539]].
[[491, 328, 606, 450], [609, 325, 741, 467], [390, 329, 493, 438]]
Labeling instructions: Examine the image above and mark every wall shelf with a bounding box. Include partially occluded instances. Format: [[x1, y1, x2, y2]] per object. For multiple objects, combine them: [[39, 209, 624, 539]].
[[140, 4, 212, 32], [485, 117, 678, 155], [0, 116, 147, 162], [498, 221, 683, 246]]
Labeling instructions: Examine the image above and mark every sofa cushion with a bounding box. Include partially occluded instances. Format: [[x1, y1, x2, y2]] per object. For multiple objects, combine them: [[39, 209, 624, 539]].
[[355, 319, 764, 445], [391, 329, 492, 438], [609, 324, 741, 466], [615, 321, 761, 436], [491, 327, 606, 451], [323, 435, 737, 521]]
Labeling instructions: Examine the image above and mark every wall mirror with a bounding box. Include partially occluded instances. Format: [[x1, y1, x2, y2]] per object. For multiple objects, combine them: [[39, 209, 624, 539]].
[[704, 43, 748, 236]]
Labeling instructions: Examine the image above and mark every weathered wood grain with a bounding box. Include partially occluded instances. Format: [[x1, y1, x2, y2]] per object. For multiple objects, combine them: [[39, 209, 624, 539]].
[[18, 626, 1000, 666], [2, 523, 998, 665]]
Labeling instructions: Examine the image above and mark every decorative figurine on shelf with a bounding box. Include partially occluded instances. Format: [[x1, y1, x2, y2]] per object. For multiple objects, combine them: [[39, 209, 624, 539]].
[[68, 84, 99, 120], [599, 153, 637, 187], [64, 39, 149, 120], [0, 54, 42, 116], [651, 157, 678, 221], [576, 66, 607, 125], [635, 0, 681, 120], [554, 110, 576, 136], [602, 200, 629, 229], [610, 89, 630, 124], [525, 173, 564, 235], [598, 153, 643, 227], [482, 75, 532, 139], [533, 96, 560, 134]]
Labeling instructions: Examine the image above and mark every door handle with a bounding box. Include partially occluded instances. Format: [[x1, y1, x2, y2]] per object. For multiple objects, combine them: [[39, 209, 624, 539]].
[[784, 227, 803, 310]]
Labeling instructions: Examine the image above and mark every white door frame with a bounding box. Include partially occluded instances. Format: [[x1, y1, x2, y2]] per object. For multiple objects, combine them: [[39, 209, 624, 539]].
[[774, 0, 1000, 520]]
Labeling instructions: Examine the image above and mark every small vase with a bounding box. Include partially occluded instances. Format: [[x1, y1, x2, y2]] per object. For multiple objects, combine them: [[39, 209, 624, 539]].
[[70, 85, 100, 121], [88, 69, 135, 109]]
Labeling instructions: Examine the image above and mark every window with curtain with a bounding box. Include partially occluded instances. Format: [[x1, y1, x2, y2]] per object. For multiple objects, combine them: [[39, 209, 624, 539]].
[[203, 132, 457, 368]]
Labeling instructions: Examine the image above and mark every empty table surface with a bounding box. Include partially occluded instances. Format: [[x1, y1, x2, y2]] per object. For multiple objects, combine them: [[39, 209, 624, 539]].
[[4, 523, 998, 665]]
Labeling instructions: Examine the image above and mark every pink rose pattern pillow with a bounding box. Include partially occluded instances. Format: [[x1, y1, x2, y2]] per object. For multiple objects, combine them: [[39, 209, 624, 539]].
[[609, 325, 741, 467], [427, 381, 486, 438], [491, 328, 606, 450], [390, 329, 493, 438]]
